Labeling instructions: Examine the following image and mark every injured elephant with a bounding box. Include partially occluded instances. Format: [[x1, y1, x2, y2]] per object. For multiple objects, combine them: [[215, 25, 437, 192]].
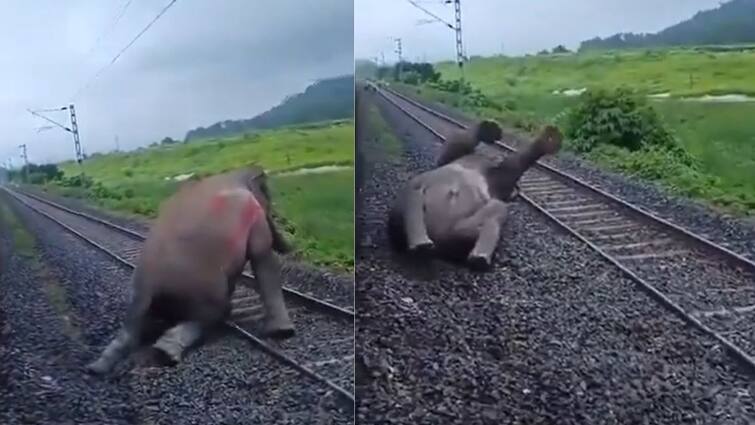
[[86, 166, 295, 375], [388, 122, 563, 269]]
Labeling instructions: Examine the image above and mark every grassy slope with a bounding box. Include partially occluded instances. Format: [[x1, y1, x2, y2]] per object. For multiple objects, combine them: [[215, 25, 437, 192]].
[[50, 120, 355, 271], [418, 49, 754, 214]]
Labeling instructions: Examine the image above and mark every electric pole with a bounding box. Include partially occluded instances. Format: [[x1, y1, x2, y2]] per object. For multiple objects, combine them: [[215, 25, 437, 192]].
[[18, 144, 29, 183], [27, 104, 84, 165], [453, 0, 464, 70], [115, 135, 120, 152], [394, 37, 403, 81], [69, 104, 83, 164], [405, 0, 466, 77]]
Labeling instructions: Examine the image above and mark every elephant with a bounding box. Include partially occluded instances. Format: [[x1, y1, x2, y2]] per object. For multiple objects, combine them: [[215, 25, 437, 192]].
[[86, 166, 295, 374], [387, 123, 563, 269], [435, 120, 502, 167]]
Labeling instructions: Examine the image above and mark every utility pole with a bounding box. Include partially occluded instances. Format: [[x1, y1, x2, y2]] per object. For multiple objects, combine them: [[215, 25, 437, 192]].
[[69, 104, 83, 164], [453, 0, 464, 71], [27, 104, 84, 165], [18, 144, 29, 183], [115, 135, 120, 152], [405, 0, 466, 77], [394, 37, 403, 81]]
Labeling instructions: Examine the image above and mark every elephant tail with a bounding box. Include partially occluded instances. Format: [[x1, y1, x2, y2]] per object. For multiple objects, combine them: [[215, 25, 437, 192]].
[[268, 214, 293, 254]]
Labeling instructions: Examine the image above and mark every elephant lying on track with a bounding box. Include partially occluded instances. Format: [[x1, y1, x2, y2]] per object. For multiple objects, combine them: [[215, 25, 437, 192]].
[[388, 121, 563, 269], [86, 166, 295, 374]]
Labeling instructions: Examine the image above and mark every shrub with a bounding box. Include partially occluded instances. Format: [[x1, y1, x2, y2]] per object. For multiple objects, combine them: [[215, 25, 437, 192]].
[[564, 87, 681, 153]]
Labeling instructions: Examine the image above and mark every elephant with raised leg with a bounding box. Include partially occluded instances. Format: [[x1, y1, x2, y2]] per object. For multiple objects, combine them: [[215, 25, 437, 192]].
[[388, 122, 563, 269], [86, 166, 295, 374]]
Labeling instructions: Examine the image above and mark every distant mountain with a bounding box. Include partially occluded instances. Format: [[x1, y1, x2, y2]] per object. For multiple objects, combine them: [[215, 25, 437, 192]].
[[580, 0, 755, 51], [184, 75, 354, 142]]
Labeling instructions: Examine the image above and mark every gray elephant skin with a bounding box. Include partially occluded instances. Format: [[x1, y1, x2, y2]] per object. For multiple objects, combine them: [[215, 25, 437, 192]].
[[388, 121, 563, 269], [86, 166, 295, 374]]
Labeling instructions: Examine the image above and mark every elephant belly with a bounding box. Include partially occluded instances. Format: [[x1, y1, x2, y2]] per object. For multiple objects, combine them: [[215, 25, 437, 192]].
[[423, 181, 489, 242]]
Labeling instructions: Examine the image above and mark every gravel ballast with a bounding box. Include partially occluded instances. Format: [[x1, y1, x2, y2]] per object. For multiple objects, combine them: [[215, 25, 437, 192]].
[[355, 89, 755, 424], [0, 191, 352, 424]]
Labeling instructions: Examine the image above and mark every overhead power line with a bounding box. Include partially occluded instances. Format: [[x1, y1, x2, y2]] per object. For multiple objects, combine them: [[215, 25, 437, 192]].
[[405, 0, 454, 29], [84, 0, 135, 57], [71, 0, 179, 101]]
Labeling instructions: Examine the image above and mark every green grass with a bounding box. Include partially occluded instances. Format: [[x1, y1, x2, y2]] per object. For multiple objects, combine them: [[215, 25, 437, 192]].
[[0, 201, 35, 257], [438, 48, 755, 98], [396, 48, 755, 214], [45, 120, 355, 271], [269, 170, 353, 270], [367, 103, 403, 160]]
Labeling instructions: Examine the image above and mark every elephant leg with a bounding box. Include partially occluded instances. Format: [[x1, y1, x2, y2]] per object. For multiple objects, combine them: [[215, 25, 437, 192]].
[[151, 321, 205, 365], [86, 286, 150, 375], [249, 251, 294, 339], [453, 200, 509, 269], [403, 180, 434, 253]]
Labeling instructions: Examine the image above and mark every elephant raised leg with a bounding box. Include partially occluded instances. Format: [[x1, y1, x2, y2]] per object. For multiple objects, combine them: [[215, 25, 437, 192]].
[[452, 199, 509, 270], [249, 250, 295, 339], [403, 180, 434, 253]]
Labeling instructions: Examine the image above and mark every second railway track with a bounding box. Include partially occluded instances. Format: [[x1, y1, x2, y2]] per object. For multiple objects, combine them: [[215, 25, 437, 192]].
[[373, 82, 755, 373], [3, 187, 355, 406]]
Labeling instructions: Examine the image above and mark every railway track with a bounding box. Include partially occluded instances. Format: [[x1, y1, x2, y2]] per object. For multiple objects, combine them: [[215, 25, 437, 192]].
[[371, 82, 755, 374], [2, 187, 355, 407]]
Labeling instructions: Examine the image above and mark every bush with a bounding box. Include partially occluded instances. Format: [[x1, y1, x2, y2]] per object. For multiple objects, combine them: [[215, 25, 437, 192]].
[[428, 78, 503, 111], [59, 173, 95, 188], [564, 87, 681, 154], [401, 71, 421, 85]]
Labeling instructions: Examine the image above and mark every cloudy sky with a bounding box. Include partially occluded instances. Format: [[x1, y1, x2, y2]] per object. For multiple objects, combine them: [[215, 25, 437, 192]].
[[356, 0, 722, 62], [0, 0, 353, 165]]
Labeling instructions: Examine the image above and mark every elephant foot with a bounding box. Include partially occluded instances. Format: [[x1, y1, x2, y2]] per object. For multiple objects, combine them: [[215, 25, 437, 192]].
[[408, 240, 435, 257], [467, 252, 492, 271], [264, 318, 295, 340], [135, 346, 178, 368]]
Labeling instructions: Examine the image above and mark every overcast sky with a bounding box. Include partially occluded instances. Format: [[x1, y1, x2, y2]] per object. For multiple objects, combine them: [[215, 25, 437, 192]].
[[356, 0, 723, 62], [0, 0, 353, 165]]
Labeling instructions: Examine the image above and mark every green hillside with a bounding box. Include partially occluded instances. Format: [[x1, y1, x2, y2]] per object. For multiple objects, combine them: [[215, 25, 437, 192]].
[[580, 0, 755, 50], [185, 75, 354, 141]]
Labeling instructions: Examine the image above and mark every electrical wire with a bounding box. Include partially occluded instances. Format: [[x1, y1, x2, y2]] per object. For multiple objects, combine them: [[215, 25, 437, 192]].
[[71, 0, 179, 101], [84, 0, 134, 57]]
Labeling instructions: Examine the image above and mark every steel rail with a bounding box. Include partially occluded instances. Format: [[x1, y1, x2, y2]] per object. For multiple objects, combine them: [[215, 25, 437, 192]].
[[370, 82, 755, 374], [1, 187, 355, 406]]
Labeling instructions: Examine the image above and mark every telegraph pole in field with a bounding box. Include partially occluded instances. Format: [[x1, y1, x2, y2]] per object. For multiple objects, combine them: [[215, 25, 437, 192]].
[[18, 144, 29, 183], [394, 37, 403, 81]]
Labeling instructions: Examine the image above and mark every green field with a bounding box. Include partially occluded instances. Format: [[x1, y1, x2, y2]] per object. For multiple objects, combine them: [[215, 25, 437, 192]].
[[399, 48, 755, 214], [46, 120, 355, 271]]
